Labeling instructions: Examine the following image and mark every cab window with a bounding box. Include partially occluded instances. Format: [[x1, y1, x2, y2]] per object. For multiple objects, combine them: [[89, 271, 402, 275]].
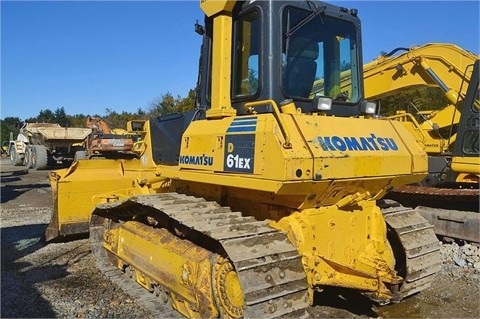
[[232, 10, 260, 98], [282, 6, 360, 103]]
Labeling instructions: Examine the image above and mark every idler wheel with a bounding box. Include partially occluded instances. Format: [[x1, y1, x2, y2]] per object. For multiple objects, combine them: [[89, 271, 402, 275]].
[[213, 256, 244, 319]]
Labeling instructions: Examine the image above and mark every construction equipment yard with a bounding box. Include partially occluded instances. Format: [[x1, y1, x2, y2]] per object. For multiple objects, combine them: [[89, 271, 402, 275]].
[[1, 1, 478, 318], [1, 156, 479, 318]]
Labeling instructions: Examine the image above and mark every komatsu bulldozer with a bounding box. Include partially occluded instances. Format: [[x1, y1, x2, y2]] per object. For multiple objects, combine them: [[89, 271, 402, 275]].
[[45, 1, 441, 318]]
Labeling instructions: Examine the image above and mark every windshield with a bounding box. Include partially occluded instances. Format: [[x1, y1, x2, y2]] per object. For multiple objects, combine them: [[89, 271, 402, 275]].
[[282, 6, 360, 103]]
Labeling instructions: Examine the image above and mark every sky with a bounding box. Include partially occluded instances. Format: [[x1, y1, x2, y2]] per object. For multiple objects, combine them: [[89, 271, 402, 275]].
[[1, 1, 479, 120]]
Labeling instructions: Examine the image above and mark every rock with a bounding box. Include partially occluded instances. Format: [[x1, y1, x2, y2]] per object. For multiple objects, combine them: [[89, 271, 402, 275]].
[[453, 253, 467, 267], [462, 244, 477, 256]]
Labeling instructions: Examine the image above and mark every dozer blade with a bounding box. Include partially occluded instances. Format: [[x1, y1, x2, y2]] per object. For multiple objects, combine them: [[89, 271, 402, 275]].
[[44, 159, 161, 242]]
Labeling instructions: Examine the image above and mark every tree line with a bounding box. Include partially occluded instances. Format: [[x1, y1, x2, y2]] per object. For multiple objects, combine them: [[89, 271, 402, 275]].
[[1, 90, 196, 143], [1, 86, 449, 144]]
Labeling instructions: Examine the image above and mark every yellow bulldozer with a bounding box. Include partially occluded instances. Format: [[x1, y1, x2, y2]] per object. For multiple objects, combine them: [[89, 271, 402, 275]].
[[44, 1, 441, 318]]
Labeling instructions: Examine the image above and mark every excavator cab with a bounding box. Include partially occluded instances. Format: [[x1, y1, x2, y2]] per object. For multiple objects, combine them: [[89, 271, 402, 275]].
[[450, 60, 480, 183]]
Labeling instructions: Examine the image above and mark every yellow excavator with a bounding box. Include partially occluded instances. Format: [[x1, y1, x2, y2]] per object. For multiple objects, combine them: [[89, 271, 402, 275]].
[[342, 43, 479, 242], [362, 43, 479, 186], [45, 1, 441, 318]]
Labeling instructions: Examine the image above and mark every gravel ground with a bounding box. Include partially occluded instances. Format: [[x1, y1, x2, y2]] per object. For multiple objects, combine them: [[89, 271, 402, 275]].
[[0, 161, 154, 319], [1, 157, 479, 318]]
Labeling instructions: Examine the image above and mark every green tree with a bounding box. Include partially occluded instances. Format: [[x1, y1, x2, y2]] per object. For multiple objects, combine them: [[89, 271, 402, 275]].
[[376, 87, 449, 116], [155, 93, 176, 116], [0, 116, 21, 144], [104, 108, 138, 130], [54, 107, 70, 126], [241, 68, 259, 94], [26, 108, 54, 123], [175, 89, 196, 113], [147, 92, 194, 117], [135, 107, 147, 118], [68, 114, 88, 127]]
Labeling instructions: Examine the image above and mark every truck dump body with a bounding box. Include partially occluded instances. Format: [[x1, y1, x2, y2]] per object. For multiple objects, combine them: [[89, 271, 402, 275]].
[[35, 127, 91, 142], [22, 123, 91, 144]]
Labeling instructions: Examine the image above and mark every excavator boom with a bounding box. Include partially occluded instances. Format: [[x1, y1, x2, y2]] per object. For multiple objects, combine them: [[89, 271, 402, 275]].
[[363, 43, 477, 103]]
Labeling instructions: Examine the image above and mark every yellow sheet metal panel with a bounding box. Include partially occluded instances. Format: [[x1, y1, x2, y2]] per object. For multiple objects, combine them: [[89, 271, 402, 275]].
[[53, 159, 162, 227], [273, 199, 400, 301], [105, 220, 218, 318], [451, 157, 480, 175], [179, 114, 313, 180], [292, 115, 428, 179], [179, 116, 232, 172]]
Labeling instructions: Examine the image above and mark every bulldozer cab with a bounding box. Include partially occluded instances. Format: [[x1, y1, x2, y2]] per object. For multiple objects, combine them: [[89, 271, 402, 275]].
[[197, 1, 365, 117]]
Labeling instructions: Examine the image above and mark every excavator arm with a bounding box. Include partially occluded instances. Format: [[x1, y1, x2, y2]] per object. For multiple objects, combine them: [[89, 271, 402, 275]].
[[361, 44, 478, 153], [362, 43, 477, 104], [86, 116, 112, 134]]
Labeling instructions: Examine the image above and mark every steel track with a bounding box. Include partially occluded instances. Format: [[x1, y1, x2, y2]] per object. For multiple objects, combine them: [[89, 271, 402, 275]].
[[90, 193, 309, 319], [381, 204, 442, 299], [387, 185, 479, 212], [385, 185, 480, 243], [90, 193, 442, 318]]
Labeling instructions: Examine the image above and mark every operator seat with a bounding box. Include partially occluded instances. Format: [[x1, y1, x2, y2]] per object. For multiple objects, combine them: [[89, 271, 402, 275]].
[[284, 37, 319, 98]]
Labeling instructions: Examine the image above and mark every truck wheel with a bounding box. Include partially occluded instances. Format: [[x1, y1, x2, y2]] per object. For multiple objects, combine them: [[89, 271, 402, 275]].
[[24, 147, 33, 168], [31, 145, 48, 170], [10, 148, 23, 166], [74, 150, 87, 161]]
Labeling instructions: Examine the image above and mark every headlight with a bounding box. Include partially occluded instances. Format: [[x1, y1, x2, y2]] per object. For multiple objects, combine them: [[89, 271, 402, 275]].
[[360, 100, 376, 115], [313, 96, 332, 111]]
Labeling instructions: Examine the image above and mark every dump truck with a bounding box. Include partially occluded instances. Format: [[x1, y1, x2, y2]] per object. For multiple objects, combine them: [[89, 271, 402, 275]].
[[9, 122, 91, 170], [44, 1, 441, 318]]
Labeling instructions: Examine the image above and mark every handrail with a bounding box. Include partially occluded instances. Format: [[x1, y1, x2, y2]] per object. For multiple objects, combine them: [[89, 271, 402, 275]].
[[244, 100, 292, 148]]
